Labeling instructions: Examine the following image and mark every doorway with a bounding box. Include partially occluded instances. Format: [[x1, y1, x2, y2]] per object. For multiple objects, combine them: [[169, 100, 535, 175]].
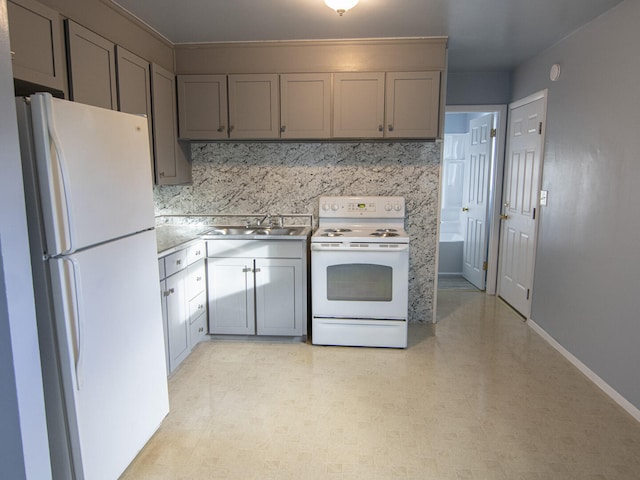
[[436, 105, 507, 298]]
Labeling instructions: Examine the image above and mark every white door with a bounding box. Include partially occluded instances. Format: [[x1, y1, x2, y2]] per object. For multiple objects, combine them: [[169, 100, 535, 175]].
[[461, 113, 494, 289], [498, 93, 547, 317]]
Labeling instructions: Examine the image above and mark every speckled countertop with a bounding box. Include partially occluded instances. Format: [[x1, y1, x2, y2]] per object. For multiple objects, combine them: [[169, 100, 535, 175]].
[[156, 224, 210, 256]]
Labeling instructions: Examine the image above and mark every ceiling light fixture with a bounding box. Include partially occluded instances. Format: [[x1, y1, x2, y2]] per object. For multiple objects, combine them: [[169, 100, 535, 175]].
[[324, 0, 359, 16]]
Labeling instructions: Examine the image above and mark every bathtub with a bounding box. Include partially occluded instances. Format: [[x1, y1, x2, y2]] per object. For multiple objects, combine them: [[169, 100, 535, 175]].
[[438, 232, 464, 274]]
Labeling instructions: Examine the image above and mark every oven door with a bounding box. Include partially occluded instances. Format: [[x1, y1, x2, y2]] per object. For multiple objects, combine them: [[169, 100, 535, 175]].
[[311, 243, 408, 319]]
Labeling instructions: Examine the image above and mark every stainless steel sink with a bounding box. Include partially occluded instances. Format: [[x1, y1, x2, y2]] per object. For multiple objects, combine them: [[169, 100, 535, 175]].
[[203, 226, 307, 237]]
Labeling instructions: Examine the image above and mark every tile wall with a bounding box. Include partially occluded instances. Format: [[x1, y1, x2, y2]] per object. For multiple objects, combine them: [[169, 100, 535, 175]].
[[154, 141, 441, 322]]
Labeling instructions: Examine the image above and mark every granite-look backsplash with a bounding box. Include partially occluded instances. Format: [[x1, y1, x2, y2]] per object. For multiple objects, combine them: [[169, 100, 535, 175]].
[[154, 141, 441, 323]]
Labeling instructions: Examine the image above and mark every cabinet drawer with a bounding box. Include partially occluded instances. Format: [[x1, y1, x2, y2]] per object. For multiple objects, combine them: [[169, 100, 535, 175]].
[[190, 313, 208, 347], [187, 241, 205, 265], [186, 260, 206, 299], [188, 291, 207, 324], [165, 249, 187, 277]]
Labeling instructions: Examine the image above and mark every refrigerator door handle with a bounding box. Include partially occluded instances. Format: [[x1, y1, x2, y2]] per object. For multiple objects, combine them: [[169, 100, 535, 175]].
[[58, 257, 85, 390], [42, 95, 76, 254]]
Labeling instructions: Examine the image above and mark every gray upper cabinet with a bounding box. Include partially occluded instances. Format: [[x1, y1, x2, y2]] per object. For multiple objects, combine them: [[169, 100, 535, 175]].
[[228, 74, 279, 139], [333, 72, 385, 138], [115, 46, 153, 174], [385, 71, 441, 138], [151, 63, 191, 185], [7, 0, 65, 93], [280, 73, 331, 139], [66, 20, 117, 110], [177, 74, 228, 140]]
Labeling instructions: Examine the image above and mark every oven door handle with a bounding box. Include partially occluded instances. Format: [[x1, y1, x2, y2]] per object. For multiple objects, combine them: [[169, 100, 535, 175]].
[[311, 243, 409, 252]]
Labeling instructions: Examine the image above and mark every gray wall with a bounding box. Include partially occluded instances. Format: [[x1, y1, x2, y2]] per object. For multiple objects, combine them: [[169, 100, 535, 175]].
[[0, 0, 51, 477], [154, 141, 442, 323], [512, 0, 640, 410], [446, 71, 512, 105]]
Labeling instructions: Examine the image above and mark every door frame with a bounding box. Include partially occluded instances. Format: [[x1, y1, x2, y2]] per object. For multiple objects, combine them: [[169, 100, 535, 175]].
[[436, 104, 507, 298]]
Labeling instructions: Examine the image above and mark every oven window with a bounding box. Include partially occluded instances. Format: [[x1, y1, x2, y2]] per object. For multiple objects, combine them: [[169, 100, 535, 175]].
[[326, 264, 393, 301]]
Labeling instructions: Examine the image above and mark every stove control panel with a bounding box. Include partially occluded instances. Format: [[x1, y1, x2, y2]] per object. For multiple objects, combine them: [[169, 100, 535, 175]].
[[319, 196, 405, 218]]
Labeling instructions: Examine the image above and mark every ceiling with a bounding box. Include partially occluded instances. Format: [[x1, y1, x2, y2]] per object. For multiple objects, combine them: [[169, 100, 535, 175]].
[[110, 0, 623, 72]]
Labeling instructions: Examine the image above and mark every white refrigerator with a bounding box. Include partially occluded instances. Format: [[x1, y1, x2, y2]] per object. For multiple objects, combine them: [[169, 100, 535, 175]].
[[16, 93, 169, 480]]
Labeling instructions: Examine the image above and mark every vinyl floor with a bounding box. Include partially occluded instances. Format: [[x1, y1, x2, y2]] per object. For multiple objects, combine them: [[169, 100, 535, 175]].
[[121, 291, 640, 479]]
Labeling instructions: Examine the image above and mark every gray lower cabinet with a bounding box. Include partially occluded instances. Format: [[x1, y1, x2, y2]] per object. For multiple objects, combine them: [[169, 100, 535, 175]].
[[159, 241, 207, 374], [207, 239, 306, 337]]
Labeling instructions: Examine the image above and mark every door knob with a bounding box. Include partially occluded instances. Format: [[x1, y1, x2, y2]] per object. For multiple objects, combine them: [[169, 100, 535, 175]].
[[500, 214, 509, 220], [462, 207, 469, 212]]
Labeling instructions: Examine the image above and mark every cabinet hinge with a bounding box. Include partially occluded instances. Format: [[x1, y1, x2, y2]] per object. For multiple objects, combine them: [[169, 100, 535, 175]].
[[490, 128, 497, 138], [482, 261, 488, 271], [538, 122, 543, 135]]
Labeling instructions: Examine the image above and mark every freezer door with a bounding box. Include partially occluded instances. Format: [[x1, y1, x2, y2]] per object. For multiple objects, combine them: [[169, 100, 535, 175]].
[[49, 230, 168, 480], [29, 93, 155, 255]]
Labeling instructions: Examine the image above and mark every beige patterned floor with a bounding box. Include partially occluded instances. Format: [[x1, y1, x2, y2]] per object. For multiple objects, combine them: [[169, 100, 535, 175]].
[[121, 291, 640, 479]]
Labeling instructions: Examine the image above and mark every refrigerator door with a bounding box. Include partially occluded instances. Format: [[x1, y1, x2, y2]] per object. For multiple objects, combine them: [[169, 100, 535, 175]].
[[49, 230, 168, 480], [29, 93, 155, 256]]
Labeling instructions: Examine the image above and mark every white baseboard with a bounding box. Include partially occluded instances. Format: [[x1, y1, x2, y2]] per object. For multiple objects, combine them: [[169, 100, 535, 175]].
[[527, 318, 640, 424]]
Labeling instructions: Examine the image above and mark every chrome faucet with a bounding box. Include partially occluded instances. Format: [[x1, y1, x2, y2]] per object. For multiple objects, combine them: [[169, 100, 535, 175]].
[[257, 213, 271, 226]]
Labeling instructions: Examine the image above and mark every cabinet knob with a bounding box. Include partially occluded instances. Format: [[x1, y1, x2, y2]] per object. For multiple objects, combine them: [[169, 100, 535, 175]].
[[378, 125, 384, 132], [242, 267, 252, 273], [462, 207, 469, 212], [198, 304, 204, 310], [217, 126, 225, 133], [176, 259, 181, 265], [229, 125, 235, 133], [253, 268, 261, 273], [198, 327, 204, 333], [159, 171, 165, 177], [280, 125, 286, 133], [388, 124, 394, 132], [196, 276, 202, 281]]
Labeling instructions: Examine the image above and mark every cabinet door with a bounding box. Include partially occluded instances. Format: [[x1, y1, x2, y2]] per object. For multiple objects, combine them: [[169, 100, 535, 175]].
[[280, 73, 331, 139], [207, 257, 255, 334], [177, 75, 228, 140], [385, 71, 440, 138], [66, 20, 117, 110], [165, 269, 190, 373], [150, 63, 191, 185], [255, 258, 303, 336], [333, 72, 385, 138], [228, 74, 279, 139], [7, 0, 65, 92], [115, 46, 153, 171]]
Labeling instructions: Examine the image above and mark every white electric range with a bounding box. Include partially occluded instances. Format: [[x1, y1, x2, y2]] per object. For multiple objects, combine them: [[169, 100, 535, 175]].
[[311, 196, 409, 348]]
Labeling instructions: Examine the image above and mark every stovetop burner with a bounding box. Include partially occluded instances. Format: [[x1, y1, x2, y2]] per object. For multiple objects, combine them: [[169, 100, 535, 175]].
[[320, 232, 344, 237], [323, 228, 352, 233], [370, 231, 399, 237]]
